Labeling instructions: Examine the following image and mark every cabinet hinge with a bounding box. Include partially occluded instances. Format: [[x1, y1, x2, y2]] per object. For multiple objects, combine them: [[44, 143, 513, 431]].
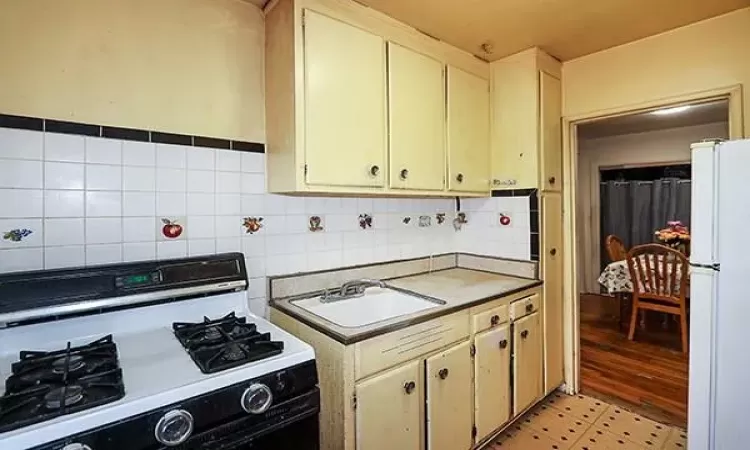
[[472, 425, 477, 439], [304, 164, 308, 176], [470, 344, 476, 357], [352, 394, 357, 411]]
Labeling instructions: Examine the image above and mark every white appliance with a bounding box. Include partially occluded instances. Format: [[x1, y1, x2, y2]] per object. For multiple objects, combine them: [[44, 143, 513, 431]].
[[689, 139, 750, 450]]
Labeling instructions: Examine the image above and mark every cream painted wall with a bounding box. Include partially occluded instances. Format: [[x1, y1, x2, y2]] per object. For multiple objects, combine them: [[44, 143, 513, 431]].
[[562, 7, 750, 135], [577, 121, 729, 293], [0, 0, 265, 142]]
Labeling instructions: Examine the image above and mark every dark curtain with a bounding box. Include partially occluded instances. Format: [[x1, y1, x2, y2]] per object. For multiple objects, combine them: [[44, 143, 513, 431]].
[[599, 179, 691, 270]]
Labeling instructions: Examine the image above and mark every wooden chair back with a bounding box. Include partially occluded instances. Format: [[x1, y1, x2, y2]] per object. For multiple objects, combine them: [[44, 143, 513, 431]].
[[626, 244, 689, 305], [605, 235, 627, 262]]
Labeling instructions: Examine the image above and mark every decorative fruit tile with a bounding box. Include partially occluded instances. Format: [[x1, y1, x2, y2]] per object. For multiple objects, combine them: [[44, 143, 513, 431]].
[[662, 427, 687, 449], [159, 217, 186, 241], [593, 405, 670, 448], [491, 424, 566, 450], [524, 403, 590, 447], [569, 426, 644, 450], [545, 393, 608, 423]]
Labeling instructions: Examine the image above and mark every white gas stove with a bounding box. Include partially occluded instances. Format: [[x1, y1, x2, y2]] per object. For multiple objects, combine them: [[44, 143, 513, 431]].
[[0, 254, 318, 450]]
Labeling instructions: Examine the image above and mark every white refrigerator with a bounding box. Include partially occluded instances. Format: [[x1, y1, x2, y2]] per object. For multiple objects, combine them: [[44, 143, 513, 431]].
[[689, 139, 750, 450]]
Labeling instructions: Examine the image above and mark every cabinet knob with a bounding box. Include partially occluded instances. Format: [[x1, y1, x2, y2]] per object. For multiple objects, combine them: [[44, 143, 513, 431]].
[[456, 173, 464, 183], [521, 330, 529, 339], [370, 165, 380, 177], [403, 381, 416, 394], [400, 168, 409, 180], [550, 248, 557, 256], [499, 339, 508, 349], [438, 368, 449, 380], [525, 303, 533, 313], [490, 314, 500, 326], [548, 176, 556, 185]]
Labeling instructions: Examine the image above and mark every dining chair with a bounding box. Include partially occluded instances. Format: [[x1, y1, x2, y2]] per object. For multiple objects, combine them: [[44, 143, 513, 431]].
[[626, 244, 689, 353], [605, 235, 627, 262]]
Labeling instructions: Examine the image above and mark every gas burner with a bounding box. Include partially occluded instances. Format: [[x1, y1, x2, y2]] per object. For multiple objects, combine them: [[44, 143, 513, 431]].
[[173, 312, 284, 374], [52, 355, 85, 374], [44, 385, 84, 409]]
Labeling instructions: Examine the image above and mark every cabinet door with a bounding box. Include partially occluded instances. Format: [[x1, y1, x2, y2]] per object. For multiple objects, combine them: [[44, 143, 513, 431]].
[[426, 341, 473, 450], [356, 360, 423, 450], [474, 324, 511, 442], [513, 312, 543, 415], [447, 66, 490, 193], [303, 10, 386, 187], [542, 193, 564, 392], [388, 43, 446, 191], [539, 71, 562, 192]]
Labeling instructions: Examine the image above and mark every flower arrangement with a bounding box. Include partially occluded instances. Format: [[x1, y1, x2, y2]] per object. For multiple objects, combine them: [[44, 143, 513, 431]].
[[655, 221, 690, 252]]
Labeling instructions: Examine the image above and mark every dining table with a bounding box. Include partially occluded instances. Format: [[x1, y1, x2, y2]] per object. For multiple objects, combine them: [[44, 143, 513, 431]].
[[598, 256, 690, 294]]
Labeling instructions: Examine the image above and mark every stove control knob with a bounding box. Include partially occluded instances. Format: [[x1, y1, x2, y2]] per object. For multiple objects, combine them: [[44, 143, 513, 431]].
[[62, 445, 92, 450], [154, 409, 194, 446], [241, 383, 273, 414]]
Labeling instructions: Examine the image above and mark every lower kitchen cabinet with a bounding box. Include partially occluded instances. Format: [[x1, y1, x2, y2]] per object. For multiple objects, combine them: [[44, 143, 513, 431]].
[[426, 341, 473, 450], [474, 324, 511, 442], [513, 312, 543, 415], [355, 360, 423, 450]]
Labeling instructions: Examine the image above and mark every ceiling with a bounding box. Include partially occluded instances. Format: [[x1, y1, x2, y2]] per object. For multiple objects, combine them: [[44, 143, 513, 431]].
[[578, 100, 729, 140], [352, 0, 749, 61]]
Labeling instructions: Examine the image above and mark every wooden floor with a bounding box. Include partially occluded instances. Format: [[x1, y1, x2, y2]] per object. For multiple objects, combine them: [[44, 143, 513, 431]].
[[579, 294, 689, 428]]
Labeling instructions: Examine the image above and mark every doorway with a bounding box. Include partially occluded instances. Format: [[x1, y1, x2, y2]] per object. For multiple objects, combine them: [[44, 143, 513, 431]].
[[571, 98, 730, 427]]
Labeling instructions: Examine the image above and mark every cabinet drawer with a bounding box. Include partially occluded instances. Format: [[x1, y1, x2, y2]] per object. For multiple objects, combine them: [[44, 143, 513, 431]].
[[354, 312, 470, 380], [509, 293, 540, 321], [472, 304, 509, 333]]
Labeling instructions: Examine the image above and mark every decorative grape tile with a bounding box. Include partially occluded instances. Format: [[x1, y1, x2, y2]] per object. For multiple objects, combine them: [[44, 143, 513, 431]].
[[662, 428, 687, 449], [593, 405, 670, 448], [545, 392, 608, 423], [570, 426, 643, 450]]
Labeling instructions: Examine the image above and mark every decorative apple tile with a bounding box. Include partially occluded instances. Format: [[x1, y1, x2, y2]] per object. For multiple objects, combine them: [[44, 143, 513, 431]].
[[358, 213, 372, 229], [435, 213, 446, 224], [402, 216, 412, 225], [159, 217, 186, 241], [544, 393, 608, 423], [308, 216, 323, 232], [3, 228, 33, 242], [593, 405, 670, 448], [242, 217, 263, 234], [418, 215, 431, 227], [453, 212, 467, 230], [499, 212, 512, 226]]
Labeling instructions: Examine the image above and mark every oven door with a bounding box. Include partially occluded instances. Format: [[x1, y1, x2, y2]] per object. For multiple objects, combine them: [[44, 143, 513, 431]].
[[221, 410, 319, 450]]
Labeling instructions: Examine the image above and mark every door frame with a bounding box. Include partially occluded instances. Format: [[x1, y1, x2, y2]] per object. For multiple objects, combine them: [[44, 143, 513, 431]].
[[560, 84, 744, 393]]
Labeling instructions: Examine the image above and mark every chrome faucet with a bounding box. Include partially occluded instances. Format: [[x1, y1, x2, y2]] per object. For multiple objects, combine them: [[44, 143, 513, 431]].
[[320, 278, 386, 303]]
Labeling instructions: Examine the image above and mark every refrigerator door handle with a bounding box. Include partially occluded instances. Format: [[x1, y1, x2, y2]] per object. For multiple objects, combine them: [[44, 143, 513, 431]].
[[690, 262, 721, 271]]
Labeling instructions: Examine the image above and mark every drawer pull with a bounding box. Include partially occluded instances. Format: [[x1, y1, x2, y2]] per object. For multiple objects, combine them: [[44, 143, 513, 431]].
[[548, 176, 556, 185], [456, 173, 464, 183], [370, 165, 380, 177], [400, 168, 409, 180], [525, 304, 533, 313], [499, 339, 508, 349], [520, 330, 529, 339], [438, 368, 449, 380], [550, 248, 557, 256], [490, 314, 500, 326], [404, 381, 416, 395]]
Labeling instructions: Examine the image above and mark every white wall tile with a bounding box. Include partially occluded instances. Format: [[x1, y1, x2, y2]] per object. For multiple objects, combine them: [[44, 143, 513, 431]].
[[45, 162, 84, 190], [216, 149, 242, 172], [123, 192, 156, 217], [263, 194, 286, 215], [241, 152, 264, 173], [45, 190, 84, 218], [216, 172, 241, 193], [216, 237, 242, 253], [44, 218, 84, 246], [285, 197, 306, 215], [123, 217, 157, 242], [215, 216, 241, 237], [156, 192, 187, 216], [242, 234, 266, 257], [45, 245, 85, 269], [86, 243, 123, 265], [123, 166, 156, 191], [157, 240, 188, 259], [0, 248, 43, 272], [261, 215, 285, 235], [86, 218, 122, 244], [187, 193, 215, 216], [123, 242, 156, 262], [187, 216, 216, 239], [86, 164, 122, 190], [187, 170, 215, 193], [156, 168, 186, 192], [0, 159, 43, 188], [187, 147, 215, 170], [188, 239, 216, 256], [85, 137, 122, 164], [285, 215, 309, 234], [0, 218, 43, 248], [216, 194, 241, 215], [85, 191, 122, 217], [156, 144, 187, 168], [248, 297, 269, 318], [0, 189, 43, 218], [245, 256, 266, 278], [241, 194, 264, 215], [122, 141, 156, 166], [44, 133, 85, 162], [241, 173, 265, 194], [248, 277, 267, 300], [0, 128, 44, 160]]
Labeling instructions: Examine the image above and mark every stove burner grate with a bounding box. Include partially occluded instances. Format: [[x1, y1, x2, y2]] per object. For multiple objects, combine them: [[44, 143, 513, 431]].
[[44, 385, 84, 409]]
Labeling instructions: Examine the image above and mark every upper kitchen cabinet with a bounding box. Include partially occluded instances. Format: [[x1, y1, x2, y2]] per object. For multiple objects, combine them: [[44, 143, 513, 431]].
[[265, 0, 489, 197], [490, 48, 562, 192], [447, 66, 491, 193], [388, 43, 446, 191]]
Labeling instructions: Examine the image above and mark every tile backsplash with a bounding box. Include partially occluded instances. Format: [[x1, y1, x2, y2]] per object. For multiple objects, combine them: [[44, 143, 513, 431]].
[[0, 121, 534, 317]]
